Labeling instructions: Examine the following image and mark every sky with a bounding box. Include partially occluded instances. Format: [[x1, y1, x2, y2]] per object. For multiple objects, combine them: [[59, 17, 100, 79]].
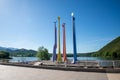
[[0, 0, 120, 53]]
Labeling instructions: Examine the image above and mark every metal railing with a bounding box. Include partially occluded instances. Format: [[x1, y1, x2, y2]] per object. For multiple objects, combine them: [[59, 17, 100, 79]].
[[77, 60, 120, 68], [0, 59, 120, 68]]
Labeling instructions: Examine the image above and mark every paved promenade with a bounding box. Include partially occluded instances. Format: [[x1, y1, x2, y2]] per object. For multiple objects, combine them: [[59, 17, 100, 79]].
[[0, 65, 119, 80]]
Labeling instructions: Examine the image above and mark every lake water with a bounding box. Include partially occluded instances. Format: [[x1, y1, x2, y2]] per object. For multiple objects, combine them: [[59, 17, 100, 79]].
[[9, 57, 103, 62]]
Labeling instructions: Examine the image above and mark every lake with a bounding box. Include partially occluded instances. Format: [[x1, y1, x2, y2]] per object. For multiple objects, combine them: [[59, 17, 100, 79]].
[[9, 57, 103, 62]]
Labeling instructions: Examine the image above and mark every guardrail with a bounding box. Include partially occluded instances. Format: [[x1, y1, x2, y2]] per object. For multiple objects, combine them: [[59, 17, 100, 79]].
[[1, 59, 120, 68], [77, 60, 120, 68]]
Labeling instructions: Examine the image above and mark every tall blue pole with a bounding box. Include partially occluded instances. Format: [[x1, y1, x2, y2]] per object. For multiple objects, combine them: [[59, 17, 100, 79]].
[[53, 22, 57, 61], [72, 13, 77, 64]]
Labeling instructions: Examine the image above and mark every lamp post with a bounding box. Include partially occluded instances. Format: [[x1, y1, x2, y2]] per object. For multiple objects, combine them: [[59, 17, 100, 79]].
[[71, 13, 77, 64]]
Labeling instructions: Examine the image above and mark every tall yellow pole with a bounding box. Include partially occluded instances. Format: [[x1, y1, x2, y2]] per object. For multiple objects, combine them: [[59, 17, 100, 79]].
[[57, 16, 62, 63]]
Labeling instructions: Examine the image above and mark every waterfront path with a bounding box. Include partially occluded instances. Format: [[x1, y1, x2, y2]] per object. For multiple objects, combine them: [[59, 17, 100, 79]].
[[0, 65, 119, 80]]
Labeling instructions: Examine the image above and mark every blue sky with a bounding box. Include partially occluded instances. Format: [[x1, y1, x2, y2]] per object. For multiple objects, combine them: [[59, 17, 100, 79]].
[[0, 0, 120, 53]]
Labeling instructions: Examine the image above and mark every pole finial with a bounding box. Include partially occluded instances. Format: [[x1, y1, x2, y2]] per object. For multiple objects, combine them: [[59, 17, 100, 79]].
[[58, 16, 60, 20], [62, 23, 65, 27], [71, 12, 74, 17]]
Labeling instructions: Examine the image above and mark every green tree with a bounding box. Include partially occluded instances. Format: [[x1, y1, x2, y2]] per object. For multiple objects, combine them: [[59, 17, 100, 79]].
[[117, 52, 120, 59], [0, 51, 10, 58], [36, 46, 50, 60]]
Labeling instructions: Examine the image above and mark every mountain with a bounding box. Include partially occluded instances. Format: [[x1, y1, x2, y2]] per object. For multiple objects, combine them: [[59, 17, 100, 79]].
[[0, 46, 37, 57], [92, 36, 120, 59], [0, 46, 15, 53]]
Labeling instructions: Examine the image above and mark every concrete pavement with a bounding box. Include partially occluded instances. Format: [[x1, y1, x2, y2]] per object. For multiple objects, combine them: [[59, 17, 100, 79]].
[[0, 65, 119, 80]]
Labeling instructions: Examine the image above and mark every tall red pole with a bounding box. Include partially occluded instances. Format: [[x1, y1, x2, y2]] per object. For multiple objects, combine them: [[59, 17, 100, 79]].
[[62, 23, 67, 62]]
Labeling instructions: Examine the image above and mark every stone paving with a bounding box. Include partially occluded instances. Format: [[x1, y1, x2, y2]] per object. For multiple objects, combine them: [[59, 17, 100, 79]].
[[0, 65, 119, 80], [107, 73, 120, 80]]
